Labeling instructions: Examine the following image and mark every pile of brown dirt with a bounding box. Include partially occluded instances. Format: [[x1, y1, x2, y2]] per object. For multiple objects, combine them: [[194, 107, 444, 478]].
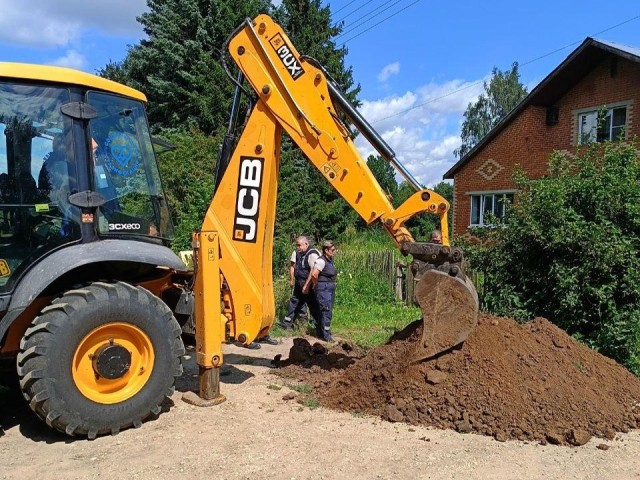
[[279, 314, 640, 446]]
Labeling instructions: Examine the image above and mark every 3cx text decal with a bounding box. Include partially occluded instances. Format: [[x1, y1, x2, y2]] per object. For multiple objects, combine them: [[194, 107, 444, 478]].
[[233, 157, 264, 243], [103, 132, 141, 176], [109, 223, 142, 231], [269, 33, 305, 80]]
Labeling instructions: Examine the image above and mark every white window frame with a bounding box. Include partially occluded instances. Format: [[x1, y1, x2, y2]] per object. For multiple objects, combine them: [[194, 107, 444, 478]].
[[467, 190, 515, 227], [576, 101, 629, 145]]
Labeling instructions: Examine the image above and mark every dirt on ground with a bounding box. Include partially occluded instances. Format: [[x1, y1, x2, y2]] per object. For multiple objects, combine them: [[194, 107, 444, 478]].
[[280, 313, 640, 446]]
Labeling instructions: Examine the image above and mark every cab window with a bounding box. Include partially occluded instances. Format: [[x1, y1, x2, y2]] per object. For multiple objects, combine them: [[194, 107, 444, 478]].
[[0, 82, 78, 293], [87, 92, 174, 240]]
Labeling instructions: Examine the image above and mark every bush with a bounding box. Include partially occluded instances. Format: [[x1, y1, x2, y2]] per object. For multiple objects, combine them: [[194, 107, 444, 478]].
[[464, 140, 640, 373], [155, 127, 221, 251]]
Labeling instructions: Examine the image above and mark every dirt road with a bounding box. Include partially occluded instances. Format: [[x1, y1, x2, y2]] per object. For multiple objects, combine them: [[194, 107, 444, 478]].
[[1, 337, 640, 480]]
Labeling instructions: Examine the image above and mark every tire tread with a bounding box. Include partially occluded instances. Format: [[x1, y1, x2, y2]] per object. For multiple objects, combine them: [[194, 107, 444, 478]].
[[17, 281, 184, 438]]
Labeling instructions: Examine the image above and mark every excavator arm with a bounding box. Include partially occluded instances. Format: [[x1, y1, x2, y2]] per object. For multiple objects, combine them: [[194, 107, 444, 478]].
[[226, 16, 449, 247], [186, 15, 478, 405]]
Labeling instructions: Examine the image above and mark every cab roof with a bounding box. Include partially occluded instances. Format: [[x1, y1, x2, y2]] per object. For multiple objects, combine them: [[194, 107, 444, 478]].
[[0, 62, 146, 102]]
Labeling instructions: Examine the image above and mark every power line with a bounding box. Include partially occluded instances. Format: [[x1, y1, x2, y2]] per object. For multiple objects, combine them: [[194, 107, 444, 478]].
[[333, 0, 377, 24], [338, 0, 422, 45], [370, 13, 640, 124], [333, 0, 398, 30], [335, 0, 404, 40], [520, 13, 640, 68], [331, 0, 361, 16]]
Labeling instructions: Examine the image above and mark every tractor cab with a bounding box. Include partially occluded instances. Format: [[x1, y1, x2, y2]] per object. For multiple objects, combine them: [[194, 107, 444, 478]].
[[0, 64, 174, 295]]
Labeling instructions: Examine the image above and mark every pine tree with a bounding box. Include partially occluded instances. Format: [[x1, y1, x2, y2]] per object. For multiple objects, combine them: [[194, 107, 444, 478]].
[[103, 0, 271, 134]]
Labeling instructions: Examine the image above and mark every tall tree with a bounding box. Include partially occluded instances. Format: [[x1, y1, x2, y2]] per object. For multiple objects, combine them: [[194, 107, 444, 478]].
[[101, 0, 271, 135], [155, 128, 221, 251], [454, 63, 528, 159], [270, 0, 362, 244], [98, 60, 129, 85], [367, 154, 398, 199]]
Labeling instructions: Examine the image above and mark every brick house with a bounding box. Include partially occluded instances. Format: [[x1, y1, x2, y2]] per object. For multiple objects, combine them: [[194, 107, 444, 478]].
[[443, 38, 640, 237]]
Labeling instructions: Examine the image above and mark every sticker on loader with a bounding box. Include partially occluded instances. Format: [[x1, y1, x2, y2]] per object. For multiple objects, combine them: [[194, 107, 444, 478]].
[[103, 132, 141, 176], [321, 161, 342, 181], [269, 33, 305, 80], [0, 259, 10, 277]]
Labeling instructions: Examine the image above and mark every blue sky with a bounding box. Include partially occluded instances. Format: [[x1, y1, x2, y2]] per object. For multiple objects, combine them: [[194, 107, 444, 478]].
[[2, 0, 639, 187]]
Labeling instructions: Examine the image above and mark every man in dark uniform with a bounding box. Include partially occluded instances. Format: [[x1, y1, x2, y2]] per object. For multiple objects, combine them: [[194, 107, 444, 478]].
[[304, 240, 337, 342], [279, 235, 320, 329]]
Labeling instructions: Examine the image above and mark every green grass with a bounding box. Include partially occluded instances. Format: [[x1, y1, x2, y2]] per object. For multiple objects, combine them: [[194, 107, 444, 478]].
[[304, 397, 320, 409], [271, 278, 420, 348], [333, 301, 419, 348], [332, 255, 420, 348], [340, 228, 397, 251], [286, 382, 313, 394]]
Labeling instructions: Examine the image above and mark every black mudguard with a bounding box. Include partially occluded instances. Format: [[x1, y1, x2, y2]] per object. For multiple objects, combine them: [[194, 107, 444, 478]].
[[0, 240, 187, 345]]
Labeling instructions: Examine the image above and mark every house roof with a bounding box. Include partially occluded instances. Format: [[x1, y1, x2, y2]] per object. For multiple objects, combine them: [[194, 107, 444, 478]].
[[443, 38, 640, 179], [0, 62, 146, 102]]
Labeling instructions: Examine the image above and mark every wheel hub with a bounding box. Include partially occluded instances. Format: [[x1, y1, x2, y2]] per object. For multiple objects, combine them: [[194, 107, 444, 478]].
[[92, 342, 132, 379]]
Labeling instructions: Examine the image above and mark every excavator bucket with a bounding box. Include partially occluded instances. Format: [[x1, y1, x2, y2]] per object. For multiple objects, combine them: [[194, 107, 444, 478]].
[[402, 242, 479, 362], [413, 269, 479, 361]]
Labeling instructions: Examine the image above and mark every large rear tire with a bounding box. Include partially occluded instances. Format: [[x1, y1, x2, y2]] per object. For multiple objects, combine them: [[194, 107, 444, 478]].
[[17, 281, 185, 438]]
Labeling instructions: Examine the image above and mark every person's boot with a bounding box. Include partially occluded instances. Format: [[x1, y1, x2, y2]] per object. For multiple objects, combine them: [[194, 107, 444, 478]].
[[257, 335, 279, 345], [277, 317, 294, 330]]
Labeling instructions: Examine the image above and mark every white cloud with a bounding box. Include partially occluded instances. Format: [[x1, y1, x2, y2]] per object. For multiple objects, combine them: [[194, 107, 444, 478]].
[[377, 62, 400, 82], [50, 49, 87, 70], [0, 0, 146, 48], [354, 78, 486, 187]]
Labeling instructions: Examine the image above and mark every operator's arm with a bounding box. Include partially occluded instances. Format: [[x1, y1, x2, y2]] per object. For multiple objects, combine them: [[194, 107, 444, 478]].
[[289, 251, 296, 287], [301, 250, 320, 293]]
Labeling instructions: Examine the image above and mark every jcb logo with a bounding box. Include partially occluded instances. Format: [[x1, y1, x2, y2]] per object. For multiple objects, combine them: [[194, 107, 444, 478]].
[[269, 33, 305, 80], [233, 157, 264, 242]]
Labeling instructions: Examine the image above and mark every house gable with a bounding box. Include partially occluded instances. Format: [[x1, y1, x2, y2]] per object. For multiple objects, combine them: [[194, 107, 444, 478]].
[[446, 39, 640, 237]]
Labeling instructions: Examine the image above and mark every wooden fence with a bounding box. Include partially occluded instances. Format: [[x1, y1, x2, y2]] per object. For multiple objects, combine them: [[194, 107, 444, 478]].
[[338, 249, 415, 306], [338, 249, 484, 306]]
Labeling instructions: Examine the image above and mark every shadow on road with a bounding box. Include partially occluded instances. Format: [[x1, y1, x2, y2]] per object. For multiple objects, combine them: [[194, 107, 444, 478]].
[[0, 385, 72, 444], [0, 343, 275, 443]]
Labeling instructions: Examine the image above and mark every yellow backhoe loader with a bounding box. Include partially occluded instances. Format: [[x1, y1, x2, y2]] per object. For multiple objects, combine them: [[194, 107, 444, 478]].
[[0, 14, 477, 437]]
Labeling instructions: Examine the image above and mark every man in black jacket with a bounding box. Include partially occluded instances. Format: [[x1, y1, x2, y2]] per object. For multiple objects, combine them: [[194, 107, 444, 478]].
[[278, 235, 320, 329]]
